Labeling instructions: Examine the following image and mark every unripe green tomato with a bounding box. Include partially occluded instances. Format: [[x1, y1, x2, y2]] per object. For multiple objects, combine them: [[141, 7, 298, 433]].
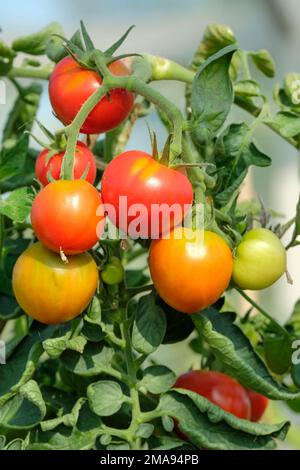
[[232, 228, 286, 290], [101, 256, 124, 285]]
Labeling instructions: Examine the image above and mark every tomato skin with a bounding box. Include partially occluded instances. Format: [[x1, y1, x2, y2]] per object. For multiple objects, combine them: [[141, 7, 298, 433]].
[[232, 228, 286, 290], [175, 371, 251, 420], [31, 180, 105, 255], [101, 151, 193, 238], [149, 228, 233, 313], [49, 56, 135, 134], [247, 390, 269, 422], [35, 141, 96, 186], [12, 242, 99, 324]]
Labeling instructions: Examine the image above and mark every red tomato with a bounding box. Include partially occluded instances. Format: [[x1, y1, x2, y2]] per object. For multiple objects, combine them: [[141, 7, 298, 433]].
[[12, 242, 99, 324], [49, 56, 135, 134], [175, 371, 251, 420], [31, 180, 105, 255], [246, 390, 269, 422], [101, 151, 193, 238], [35, 141, 96, 186], [149, 228, 232, 313]]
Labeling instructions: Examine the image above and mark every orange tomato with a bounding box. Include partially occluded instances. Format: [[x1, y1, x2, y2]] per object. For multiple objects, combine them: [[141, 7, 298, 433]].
[[12, 242, 99, 324], [149, 228, 233, 314]]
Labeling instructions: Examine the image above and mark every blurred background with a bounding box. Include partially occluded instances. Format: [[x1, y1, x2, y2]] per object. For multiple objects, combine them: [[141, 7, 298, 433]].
[[1, 0, 300, 449]]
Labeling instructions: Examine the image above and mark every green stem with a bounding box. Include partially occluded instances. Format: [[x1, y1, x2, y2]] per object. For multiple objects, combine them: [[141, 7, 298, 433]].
[[142, 54, 195, 83], [236, 287, 289, 336], [8, 65, 53, 80], [62, 85, 108, 179]]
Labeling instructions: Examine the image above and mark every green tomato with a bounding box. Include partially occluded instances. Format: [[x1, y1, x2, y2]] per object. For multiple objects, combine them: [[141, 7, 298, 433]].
[[232, 228, 286, 290], [101, 256, 124, 285]]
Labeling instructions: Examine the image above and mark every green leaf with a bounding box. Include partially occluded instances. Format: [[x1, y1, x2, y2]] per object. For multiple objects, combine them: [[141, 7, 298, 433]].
[[192, 23, 237, 65], [132, 293, 166, 354], [2, 83, 42, 146], [0, 380, 46, 429], [250, 49, 276, 78], [0, 294, 20, 319], [125, 269, 149, 288], [0, 135, 29, 184], [0, 41, 16, 60], [192, 308, 300, 400], [136, 423, 154, 439], [87, 380, 126, 417], [159, 390, 288, 450], [152, 435, 191, 450], [287, 193, 300, 248], [41, 397, 85, 432], [268, 112, 300, 138], [157, 296, 194, 344], [0, 187, 34, 223], [140, 365, 176, 394], [43, 332, 87, 359], [161, 415, 174, 433], [12, 22, 64, 55], [234, 80, 261, 98], [191, 44, 237, 141], [215, 123, 271, 206], [60, 341, 115, 377], [286, 299, 300, 335], [264, 332, 292, 375]]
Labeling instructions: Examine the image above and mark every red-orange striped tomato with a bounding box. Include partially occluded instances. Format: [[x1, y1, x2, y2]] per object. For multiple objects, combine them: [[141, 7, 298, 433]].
[[12, 242, 99, 324], [149, 228, 232, 313]]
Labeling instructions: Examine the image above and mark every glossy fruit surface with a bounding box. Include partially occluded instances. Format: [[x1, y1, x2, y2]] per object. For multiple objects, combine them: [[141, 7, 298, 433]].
[[49, 56, 134, 134], [31, 180, 104, 255], [101, 256, 124, 285], [175, 370, 251, 419], [35, 141, 96, 186], [12, 242, 99, 324], [101, 150, 193, 238], [232, 228, 286, 290], [247, 390, 269, 422], [149, 228, 233, 313]]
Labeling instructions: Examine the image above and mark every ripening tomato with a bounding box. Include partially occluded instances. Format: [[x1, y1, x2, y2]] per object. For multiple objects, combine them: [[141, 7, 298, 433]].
[[149, 228, 233, 313], [31, 180, 105, 255], [246, 390, 269, 422], [232, 228, 286, 290], [101, 151, 193, 238], [49, 56, 135, 134], [12, 242, 99, 324], [174, 371, 251, 420], [35, 141, 96, 186]]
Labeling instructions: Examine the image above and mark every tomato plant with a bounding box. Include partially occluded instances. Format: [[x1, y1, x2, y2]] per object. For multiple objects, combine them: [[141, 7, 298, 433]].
[[12, 242, 99, 324], [49, 56, 135, 134], [35, 140, 97, 186], [149, 228, 232, 313], [232, 228, 286, 290], [1, 20, 300, 453], [31, 179, 104, 254], [101, 150, 193, 238]]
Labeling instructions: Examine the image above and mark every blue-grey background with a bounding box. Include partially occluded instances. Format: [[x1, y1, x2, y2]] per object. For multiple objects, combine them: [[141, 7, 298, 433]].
[[1, 0, 300, 448]]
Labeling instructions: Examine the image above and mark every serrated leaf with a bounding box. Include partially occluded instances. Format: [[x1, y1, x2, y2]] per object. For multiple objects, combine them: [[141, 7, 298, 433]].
[[87, 380, 126, 417], [43, 332, 87, 359], [159, 390, 288, 450], [250, 49, 276, 78], [12, 22, 64, 55], [0, 380, 46, 429], [191, 44, 237, 142], [264, 332, 291, 374], [140, 365, 176, 394], [60, 341, 115, 377], [0, 135, 29, 184], [268, 112, 300, 138], [193, 309, 300, 400], [132, 293, 166, 354], [0, 187, 34, 222]]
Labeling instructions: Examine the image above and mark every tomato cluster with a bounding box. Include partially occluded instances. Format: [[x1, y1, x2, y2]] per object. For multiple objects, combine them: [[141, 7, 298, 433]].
[[12, 52, 287, 326]]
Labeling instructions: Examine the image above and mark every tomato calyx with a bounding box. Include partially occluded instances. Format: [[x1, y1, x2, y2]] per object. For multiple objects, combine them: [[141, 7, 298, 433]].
[[54, 21, 139, 75]]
